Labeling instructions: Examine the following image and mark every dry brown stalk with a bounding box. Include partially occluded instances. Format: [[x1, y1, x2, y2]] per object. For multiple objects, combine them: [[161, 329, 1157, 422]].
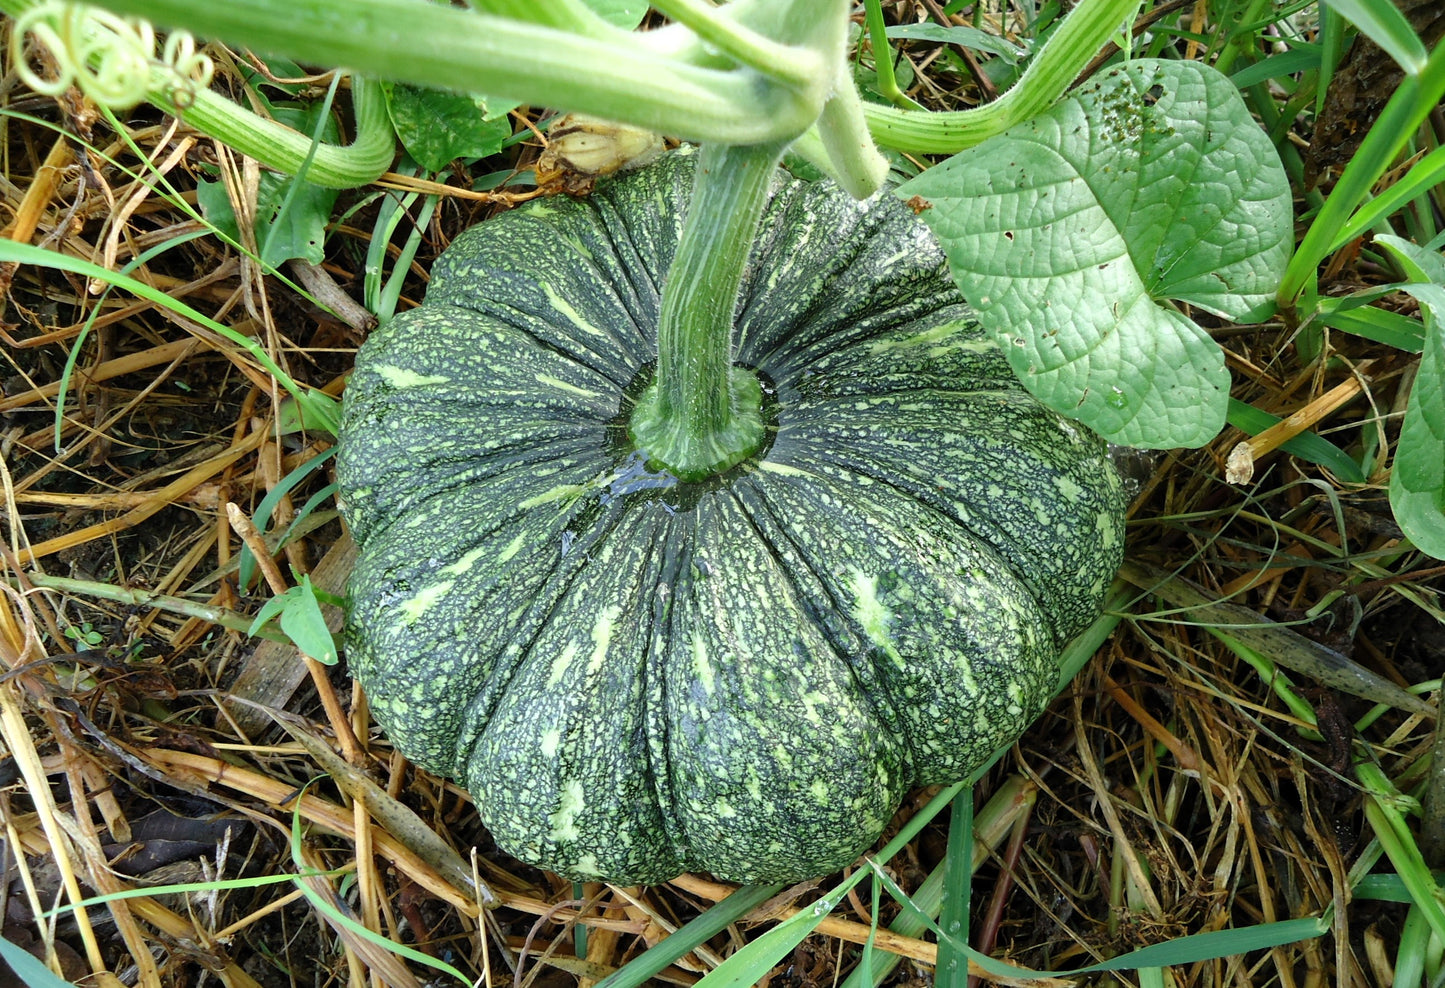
[[143, 747, 649, 934], [1224, 365, 1373, 484], [224, 500, 362, 763]]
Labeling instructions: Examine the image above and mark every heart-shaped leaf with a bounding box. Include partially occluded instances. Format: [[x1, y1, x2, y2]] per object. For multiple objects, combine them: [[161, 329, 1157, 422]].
[[898, 59, 1292, 449]]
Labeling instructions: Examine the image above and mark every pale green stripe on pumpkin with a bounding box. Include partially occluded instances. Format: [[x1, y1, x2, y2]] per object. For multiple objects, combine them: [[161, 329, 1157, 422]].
[[519, 483, 587, 510], [756, 460, 814, 478], [691, 629, 715, 697], [542, 282, 609, 340], [371, 365, 451, 388], [546, 642, 580, 689], [586, 605, 622, 676], [862, 321, 978, 355], [440, 545, 490, 576], [398, 580, 455, 622], [498, 531, 529, 563], [846, 566, 906, 670], [548, 779, 586, 843], [534, 372, 601, 398]]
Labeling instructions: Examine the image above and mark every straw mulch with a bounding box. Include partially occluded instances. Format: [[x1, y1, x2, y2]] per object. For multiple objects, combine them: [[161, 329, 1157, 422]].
[[1, 33, 1441, 988]]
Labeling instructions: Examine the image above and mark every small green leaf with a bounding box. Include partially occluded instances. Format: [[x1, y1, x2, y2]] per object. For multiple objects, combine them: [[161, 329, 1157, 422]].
[[1376, 233, 1445, 284], [899, 59, 1293, 449], [276, 392, 342, 436], [195, 104, 340, 267], [582, 0, 648, 28], [380, 82, 514, 172], [248, 576, 338, 664]]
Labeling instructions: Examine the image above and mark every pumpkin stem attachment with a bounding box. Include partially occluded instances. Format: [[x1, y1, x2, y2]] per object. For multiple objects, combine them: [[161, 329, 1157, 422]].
[[629, 140, 784, 481]]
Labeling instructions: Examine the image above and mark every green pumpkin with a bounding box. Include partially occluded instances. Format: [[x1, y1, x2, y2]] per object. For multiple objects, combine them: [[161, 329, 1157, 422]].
[[337, 148, 1125, 884]]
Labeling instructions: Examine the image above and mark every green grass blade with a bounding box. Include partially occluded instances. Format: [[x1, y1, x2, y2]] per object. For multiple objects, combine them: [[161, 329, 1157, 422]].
[[1225, 399, 1368, 484], [0, 240, 339, 433], [695, 783, 967, 987], [0, 936, 80, 988], [1316, 301, 1426, 353], [856, 872, 882, 985], [592, 883, 783, 988], [1229, 45, 1322, 88], [1075, 919, 1328, 969], [1319, 0, 1427, 75], [1317, 4, 1347, 120], [1354, 872, 1445, 902], [1392, 906, 1434, 988], [934, 787, 973, 988], [1358, 759, 1445, 944], [838, 776, 1039, 988], [238, 448, 337, 590], [692, 880, 861, 988], [870, 859, 1327, 977], [286, 782, 472, 985], [1280, 41, 1445, 304], [1332, 146, 1445, 254]]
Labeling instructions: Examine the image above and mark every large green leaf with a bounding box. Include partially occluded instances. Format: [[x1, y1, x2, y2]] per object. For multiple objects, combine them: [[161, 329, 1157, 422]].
[[898, 59, 1292, 449], [1370, 238, 1445, 559], [1389, 297, 1445, 558]]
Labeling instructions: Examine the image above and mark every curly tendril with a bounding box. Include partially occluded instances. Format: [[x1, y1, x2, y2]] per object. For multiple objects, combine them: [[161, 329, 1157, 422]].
[[12, 1, 214, 108]]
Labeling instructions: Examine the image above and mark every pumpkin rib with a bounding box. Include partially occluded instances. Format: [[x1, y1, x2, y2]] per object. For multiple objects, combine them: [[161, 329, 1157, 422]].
[[740, 202, 960, 382], [659, 492, 906, 882], [465, 505, 687, 882], [446, 474, 669, 765], [739, 236, 942, 381], [639, 509, 693, 877], [584, 189, 672, 349], [779, 385, 1124, 644], [726, 476, 914, 746], [733, 458, 1053, 784], [799, 440, 1110, 647], [430, 225, 651, 386]]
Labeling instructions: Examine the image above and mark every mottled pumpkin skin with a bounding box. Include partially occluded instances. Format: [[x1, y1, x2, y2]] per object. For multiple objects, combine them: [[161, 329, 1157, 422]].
[[337, 149, 1125, 884]]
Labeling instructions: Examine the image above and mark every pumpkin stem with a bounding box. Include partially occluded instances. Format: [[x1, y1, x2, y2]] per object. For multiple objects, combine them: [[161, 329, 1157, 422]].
[[629, 140, 784, 481]]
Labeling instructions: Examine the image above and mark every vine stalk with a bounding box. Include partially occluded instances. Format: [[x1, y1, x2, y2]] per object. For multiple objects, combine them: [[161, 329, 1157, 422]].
[[629, 141, 788, 480]]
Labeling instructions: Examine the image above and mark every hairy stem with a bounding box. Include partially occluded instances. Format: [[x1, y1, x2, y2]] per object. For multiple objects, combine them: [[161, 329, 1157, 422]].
[[159, 74, 395, 189], [862, 0, 1139, 153], [71, 0, 822, 143]]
